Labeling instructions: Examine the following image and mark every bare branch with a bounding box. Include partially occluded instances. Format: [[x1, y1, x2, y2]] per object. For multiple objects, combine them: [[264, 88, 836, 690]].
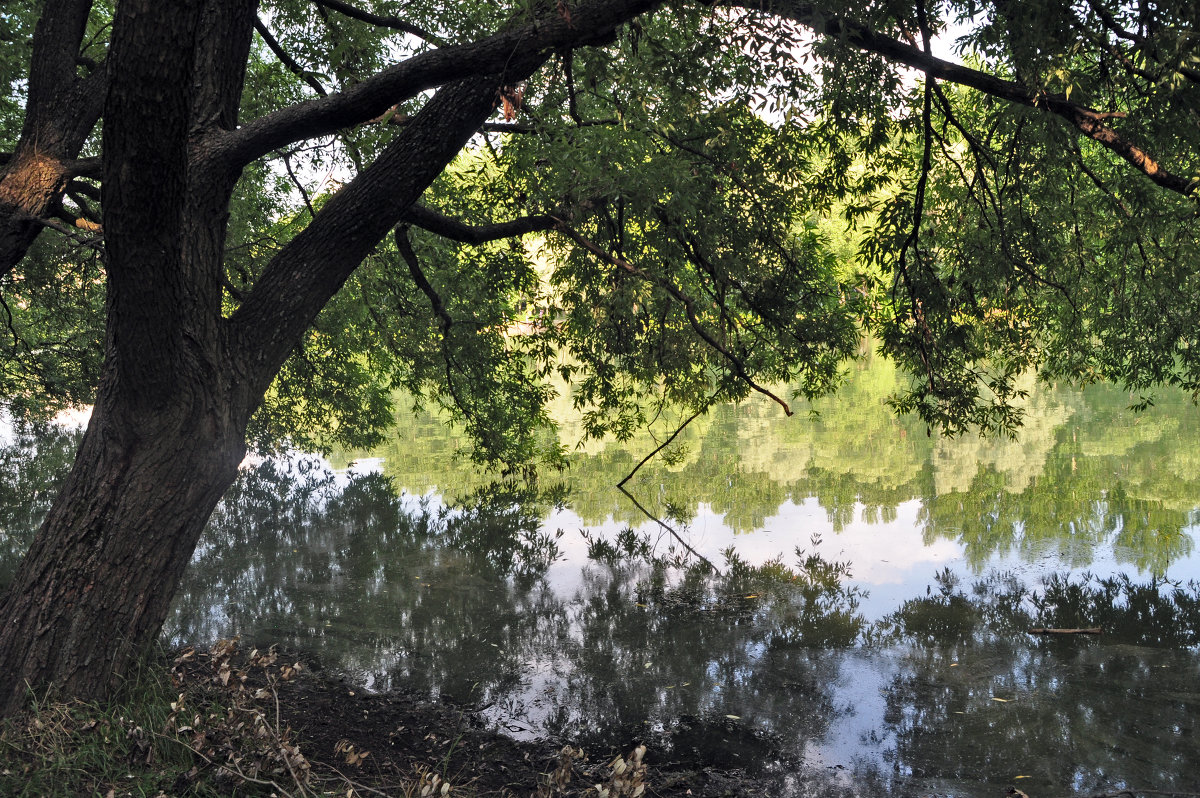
[[255, 18, 329, 97], [616, 402, 721, 574], [311, 0, 445, 46], [394, 225, 453, 333], [282, 152, 318, 218]]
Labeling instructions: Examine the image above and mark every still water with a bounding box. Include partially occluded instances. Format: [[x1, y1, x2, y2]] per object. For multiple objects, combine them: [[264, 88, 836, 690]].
[[2, 357, 1199, 795]]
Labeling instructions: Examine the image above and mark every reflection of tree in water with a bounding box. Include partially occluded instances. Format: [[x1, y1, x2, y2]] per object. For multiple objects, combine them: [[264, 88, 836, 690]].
[[519, 546, 866, 760], [5, 425, 1200, 791], [919, 437, 1196, 575], [169, 460, 563, 701], [343, 361, 1200, 574], [0, 420, 82, 591], [170, 460, 867, 766], [877, 572, 1200, 795]]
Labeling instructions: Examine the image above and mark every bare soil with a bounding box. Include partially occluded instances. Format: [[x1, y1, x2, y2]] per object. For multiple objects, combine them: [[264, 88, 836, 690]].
[[271, 662, 782, 796]]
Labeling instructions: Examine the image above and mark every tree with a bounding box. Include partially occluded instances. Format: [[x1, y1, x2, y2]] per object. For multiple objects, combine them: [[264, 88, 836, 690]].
[[0, 0, 1196, 714]]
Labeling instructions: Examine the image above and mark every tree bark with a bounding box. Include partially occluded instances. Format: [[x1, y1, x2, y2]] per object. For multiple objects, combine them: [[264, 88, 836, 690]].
[[0, 394, 247, 714], [0, 0, 552, 712], [0, 0, 106, 277]]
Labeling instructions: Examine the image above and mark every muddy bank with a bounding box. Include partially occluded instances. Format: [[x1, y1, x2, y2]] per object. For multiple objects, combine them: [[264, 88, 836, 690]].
[[162, 640, 813, 797], [276, 658, 794, 797]]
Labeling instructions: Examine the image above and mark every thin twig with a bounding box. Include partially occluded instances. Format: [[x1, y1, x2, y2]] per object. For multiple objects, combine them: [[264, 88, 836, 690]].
[[312, 0, 445, 46], [283, 152, 318, 218]]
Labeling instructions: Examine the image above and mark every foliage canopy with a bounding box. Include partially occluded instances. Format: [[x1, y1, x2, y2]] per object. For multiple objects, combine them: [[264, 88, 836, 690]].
[[2, 0, 1196, 464]]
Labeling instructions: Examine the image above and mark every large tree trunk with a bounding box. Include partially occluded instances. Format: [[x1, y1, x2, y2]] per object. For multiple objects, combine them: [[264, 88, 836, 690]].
[[0, 0, 563, 716], [0, 391, 246, 715]]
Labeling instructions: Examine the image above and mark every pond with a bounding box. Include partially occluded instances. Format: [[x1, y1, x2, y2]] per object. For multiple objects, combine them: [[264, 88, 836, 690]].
[[2, 355, 1199, 796]]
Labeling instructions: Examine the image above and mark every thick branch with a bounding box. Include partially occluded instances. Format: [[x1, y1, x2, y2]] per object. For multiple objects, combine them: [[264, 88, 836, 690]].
[[220, 0, 660, 168], [727, 0, 1198, 198], [0, 0, 107, 279], [22, 0, 95, 141], [102, 0, 205, 407], [66, 157, 103, 179], [192, 0, 259, 131], [227, 71, 551, 400]]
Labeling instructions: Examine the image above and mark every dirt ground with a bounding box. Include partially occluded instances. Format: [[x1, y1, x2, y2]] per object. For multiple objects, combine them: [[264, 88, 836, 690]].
[[273, 665, 783, 797], [177, 642, 787, 797]]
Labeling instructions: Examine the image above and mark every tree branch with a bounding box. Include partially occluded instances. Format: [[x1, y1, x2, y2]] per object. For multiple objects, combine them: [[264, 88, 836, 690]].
[[552, 219, 794, 416], [192, 0, 259, 132], [282, 152, 318, 218], [25, 215, 105, 252], [311, 0, 444, 46], [101, 0, 205, 405], [255, 17, 329, 97], [67, 179, 101, 202], [725, 0, 1198, 198], [394, 225, 452, 332], [0, 0, 107, 278], [227, 72, 551, 398], [66, 157, 102, 179], [403, 203, 562, 245], [219, 0, 661, 168], [616, 403, 720, 574], [22, 0, 95, 137], [1084, 0, 1200, 84]]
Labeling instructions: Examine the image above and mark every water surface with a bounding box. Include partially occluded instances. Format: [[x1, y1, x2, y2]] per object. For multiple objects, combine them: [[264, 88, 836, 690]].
[[2, 360, 1198, 795]]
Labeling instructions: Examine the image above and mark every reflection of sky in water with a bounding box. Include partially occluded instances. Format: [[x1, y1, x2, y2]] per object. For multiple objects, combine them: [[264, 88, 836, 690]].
[[5, 369, 1200, 797], [452, 495, 1200, 626], [211, 457, 1198, 796]]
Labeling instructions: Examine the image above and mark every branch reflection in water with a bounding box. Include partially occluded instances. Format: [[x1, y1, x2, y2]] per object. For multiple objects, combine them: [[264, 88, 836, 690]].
[[2, 357, 1199, 795]]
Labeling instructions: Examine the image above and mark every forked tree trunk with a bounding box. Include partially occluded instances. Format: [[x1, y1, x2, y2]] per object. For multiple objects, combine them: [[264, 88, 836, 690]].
[[0, 0, 555, 717], [0, 389, 248, 715]]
